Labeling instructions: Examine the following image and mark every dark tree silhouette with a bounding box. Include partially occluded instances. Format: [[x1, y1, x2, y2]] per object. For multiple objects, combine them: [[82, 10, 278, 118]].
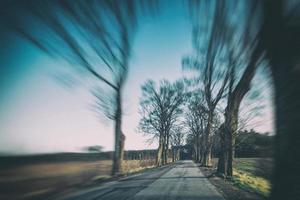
[[260, 0, 300, 199]]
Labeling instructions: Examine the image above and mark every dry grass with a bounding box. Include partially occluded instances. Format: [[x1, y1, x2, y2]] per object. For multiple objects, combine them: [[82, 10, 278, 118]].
[[232, 158, 272, 197], [204, 158, 272, 200], [233, 169, 271, 197], [0, 160, 112, 182], [211, 158, 272, 197], [122, 159, 156, 174], [0, 159, 155, 200]]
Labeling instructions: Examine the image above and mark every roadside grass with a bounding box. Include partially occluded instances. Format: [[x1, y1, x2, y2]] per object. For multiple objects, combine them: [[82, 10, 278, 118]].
[[232, 158, 272, 198], [0, 159, 156, 200], [122, 159, 156, 174], [207, 158, 273, 200], [233, 169, 270, 197]]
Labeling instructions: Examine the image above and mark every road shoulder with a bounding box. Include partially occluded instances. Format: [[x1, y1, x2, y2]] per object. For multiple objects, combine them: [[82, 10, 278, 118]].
[[199, 166, 266, 200]]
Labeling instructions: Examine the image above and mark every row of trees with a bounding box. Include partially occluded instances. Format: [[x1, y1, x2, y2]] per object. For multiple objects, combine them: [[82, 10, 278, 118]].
[[137, 75, 263, 168], [140, 1, 300, 199], [138, 80, 187, 166], [138, 0, 265, 178], [234, 130, 273, 158], [184, 1, 264, 178]]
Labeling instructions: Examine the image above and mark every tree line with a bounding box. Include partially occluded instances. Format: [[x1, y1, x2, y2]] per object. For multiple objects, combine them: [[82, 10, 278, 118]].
[[138, 1, 300, 200], [138, 0, 265, 179], [138, 80, 188, 166]]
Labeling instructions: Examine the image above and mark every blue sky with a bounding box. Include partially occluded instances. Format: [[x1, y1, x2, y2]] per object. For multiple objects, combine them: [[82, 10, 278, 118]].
[[0, 1, 273, 154]]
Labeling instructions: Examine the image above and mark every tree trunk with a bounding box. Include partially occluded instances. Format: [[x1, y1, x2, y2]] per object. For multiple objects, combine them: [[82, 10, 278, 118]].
[[217, 102, 238, 178], [202, 111, 213, 166], [259, 1, 300, 199], [172, 146, 175, 162], [217, 125, 225, 174], [269, 60, 300, 200], [165, 133, 169, 164], [176, 148, 180, 161], [162, 133, 167, 165], [216, 28, 260, 177], [156, 132, 164, 166], [193, 143, 197, 162], [161, 141, 165, 165], [196, 133, 201, 163], [199, 134, 204, 164], [199, 148, 203, 164], [263, 3, 300, 198], [112, 90, 123, 176]]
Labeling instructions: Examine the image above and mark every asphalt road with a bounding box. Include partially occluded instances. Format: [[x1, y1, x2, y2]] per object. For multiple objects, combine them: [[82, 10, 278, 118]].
[[55, 160, 224, 200]]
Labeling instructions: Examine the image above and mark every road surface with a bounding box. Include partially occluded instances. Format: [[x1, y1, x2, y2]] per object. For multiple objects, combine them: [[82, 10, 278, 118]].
[[54, 160, 224, 200]]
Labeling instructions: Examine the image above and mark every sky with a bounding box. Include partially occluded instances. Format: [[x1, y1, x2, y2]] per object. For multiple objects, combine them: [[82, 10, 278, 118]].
[[0, 1, 274, 155]]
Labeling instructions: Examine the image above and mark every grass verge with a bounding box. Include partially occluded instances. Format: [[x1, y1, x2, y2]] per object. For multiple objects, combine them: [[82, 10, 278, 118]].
[[232, 158, 271, 197], [200, 158, 272, 200], [233, 169, 270, 197]]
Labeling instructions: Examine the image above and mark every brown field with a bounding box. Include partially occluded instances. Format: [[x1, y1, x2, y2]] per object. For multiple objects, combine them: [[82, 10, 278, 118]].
[[0, 159, 155, 200]]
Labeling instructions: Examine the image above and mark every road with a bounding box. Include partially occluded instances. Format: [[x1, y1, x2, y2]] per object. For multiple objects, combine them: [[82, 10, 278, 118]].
[[54, 160, 224, 200]]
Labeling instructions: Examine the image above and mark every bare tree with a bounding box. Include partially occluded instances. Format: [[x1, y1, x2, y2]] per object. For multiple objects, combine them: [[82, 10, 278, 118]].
[[214, 1, 264, 178], [183, 1, 230, 166], [138, 80, 188, 166], [170, 124, 185, 162], [1, 0, 155, 175], [187, 0, 264, 176], [184, 90, 207, 163]]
